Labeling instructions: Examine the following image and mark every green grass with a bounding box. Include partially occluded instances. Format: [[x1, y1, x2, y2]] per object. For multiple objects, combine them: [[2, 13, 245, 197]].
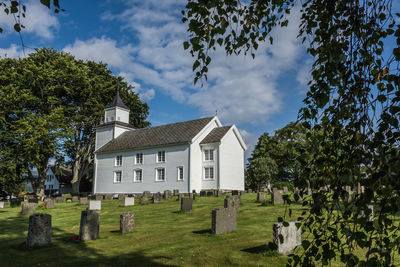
[[0, 194, 304, 266]]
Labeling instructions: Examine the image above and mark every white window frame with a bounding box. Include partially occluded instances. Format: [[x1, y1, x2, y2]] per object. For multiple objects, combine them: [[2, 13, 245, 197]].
[[115, 155, 123, 166], [204, 149, 214, 161], [135, 153, 143, 164], [157, 151, 166, 163], [155, 167, 166, 182], [133, 169, 143, 183], [114, 170, 122, 183], [177, 166, 184, 181], [204, 166, 215, 180]]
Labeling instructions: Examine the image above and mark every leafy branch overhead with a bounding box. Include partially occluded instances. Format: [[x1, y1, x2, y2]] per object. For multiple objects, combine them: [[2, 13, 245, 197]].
[[0, 0, 64, 34]]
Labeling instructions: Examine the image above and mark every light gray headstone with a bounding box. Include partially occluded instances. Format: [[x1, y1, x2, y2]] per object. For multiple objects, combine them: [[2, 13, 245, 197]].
[[95, 195, 103, 201], [120, 212, 135, 234], [124, 197, 135, 206], [283, 186, 288, 193], [257, 192, 266, 202], [173, 189, 179, 196], [44, 199, 55, 209], [216, 190, 223, 197], [139, 196, 148, 204], [177, 193, 185, 201], [72, 196, 79, 202], [163, 190, 171, 199], [211, 207, 236, 234], [272, 189, 283, 205], [21, 203, 37, 215], [79, 210, 100, 241], [0, 202, 4, 208], [27, 213, 52, 246], [181, 198, 192, 211], [79, 197, 88, 205], [224, 196, 240, 211], [153, 194, 163, 203], [88, 200, 101, 210], [273, 221, 301, 254]]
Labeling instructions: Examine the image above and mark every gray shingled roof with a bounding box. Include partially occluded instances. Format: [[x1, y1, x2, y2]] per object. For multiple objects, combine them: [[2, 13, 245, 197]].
[[96, 121, 135, 129], [105, 92, 129, 110], [200, 126, 232, 144], [96, 117, 214, 154]]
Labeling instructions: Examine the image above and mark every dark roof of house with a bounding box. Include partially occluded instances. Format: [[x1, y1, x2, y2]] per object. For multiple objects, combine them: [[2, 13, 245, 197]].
[[105, 91, 129, 110], [96, 121, 136, 129], [49, 166, 72, 184], [96, 117, 214, 154], [200, 126, 232, 144]]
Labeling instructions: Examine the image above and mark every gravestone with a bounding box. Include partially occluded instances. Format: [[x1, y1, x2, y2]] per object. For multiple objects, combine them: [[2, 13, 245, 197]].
[[66, 198, 72, 203], [143, 191, 151, 198], [79, 197, 88, 205], [120, 212, 135, 234], [124, 197, 135, 206], [216, 190, 223, 197], [240, 191, 245, 196], [55, 197, 63, 203], [224, 196, 240, 211], [21, 203, 37, 215], [28, 198, 38, 203], [139, 196, 148, 205], [27, 214, 52, 247], [247, 189, 253, 193], [211, 207, 236, 234], [181, 198, 193, 211], [118, 194, 126, 200], [11, 199, 22, 207], [207, 191, 213, 196], [189, 193, 196, 200], [272, 189, 283, 204], [177, 193, 185, 201], [0, 202, 4, 208], [200, 190, 206, 196], [72, 196, 79, 202], [79, 210, 100, 241], [273, 221, 301, 254], [95, 195, 103, 201], [283, 186, 288, 193], [163, 190, 172, 199], [257, 192, 266, 202], [104, 194, 113, 200], [232, 190, 239, 196], [44, 199, 55, 209], [88, 200, 101, 211], [173, 189, 179, 196], [153, 193, 163, 203]]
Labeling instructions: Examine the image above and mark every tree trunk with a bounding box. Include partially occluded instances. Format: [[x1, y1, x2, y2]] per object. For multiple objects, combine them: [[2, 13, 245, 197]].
[[71, 159, 80, 195], [35, 166, 47, 197]]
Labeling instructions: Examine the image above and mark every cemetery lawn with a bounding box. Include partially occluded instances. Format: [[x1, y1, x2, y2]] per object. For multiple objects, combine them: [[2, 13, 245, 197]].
[[0, 194, 355, 266]]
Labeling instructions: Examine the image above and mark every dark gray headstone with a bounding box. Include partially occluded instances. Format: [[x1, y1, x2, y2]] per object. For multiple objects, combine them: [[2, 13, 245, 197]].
[[10, 199, 21, 207], [173, 189, 179, 196], [257, 192, 266, 202], [120, 212, 135, 234], [272, 189, 283, 204], [207, 191, 213, 196], [273, 221, 301, 254], [21, 203, 37, 214], [153, 193, 163, 203], [95, 195, 104, 201], [139, 196, 148, 205], [181, 198, 193, 211], [232, 190, 239, 196], [55, 197, 63, 203], [200, 190, 206, 196], [211, 207, 236, 234], [27, 213, 52, 247], [224, 196, 240, 211], [44, 199, 55, 209], [79, 210, 100, 241], [188, 193, 196, 200], [163, 190, 171, 199], [79, 197, 88, 205]]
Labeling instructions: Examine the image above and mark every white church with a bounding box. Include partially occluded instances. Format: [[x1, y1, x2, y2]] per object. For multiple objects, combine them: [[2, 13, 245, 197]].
[[93, 93, 247, 194]]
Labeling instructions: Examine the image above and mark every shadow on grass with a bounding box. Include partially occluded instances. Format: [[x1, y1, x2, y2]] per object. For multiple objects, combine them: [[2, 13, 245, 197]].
[[241, 242, 279, 256], [192, 229, 211, 234]]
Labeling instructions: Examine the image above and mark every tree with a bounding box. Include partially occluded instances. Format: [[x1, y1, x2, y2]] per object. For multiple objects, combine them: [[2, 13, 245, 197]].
[[184, 0, 400, 265]]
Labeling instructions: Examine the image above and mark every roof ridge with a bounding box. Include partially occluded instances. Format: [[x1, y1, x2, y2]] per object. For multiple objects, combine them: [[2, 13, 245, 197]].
[[134, 116, 215, 132]]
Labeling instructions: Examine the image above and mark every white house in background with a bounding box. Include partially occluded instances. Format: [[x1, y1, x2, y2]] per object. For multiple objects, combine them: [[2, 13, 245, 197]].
[[93, 93, 247, 194], [44, 166, 72, 195]]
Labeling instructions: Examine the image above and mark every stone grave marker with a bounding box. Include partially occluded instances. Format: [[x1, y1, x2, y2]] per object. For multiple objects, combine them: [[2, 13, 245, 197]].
[[207, 191, 213, 196], [27, 213, 52, 247], [139, 196, 148, 205], [200, 190, 206, 196], [257, 192, 266, 202], [21, 203, 37, 215], [216, 190, 223, 197], [95, 195, 104, 201], [173, 189, 179, 196], [272, 189, 283, 205], [224, 196, 240, 211], [273, 221, 301, 254], [44, 199, 55, 209], [55, 197, 63, 203], [189, 193, 196, 200], [143, 191, 151, 198], [72, 196, 79, 202], [283, 186, 288, 193], [118, 194, 126, 200], [247, 189, 253, 193], [79, 197, 88, 205], [163, 190, 171, 199], [0, 202, 4, 208], [79, 210, 100, 241], [211, 207, 236, 234], [181, 198, 193, 211], [104, 194, 113, 200], [120, 212, 135, 234], [11, 199, 22, 207], [124, 197, 135, 206], [88, 200, 101, 211], [232, 190, 239, 196], [177, 193, 185, 201], [153, 193, 163, 203]]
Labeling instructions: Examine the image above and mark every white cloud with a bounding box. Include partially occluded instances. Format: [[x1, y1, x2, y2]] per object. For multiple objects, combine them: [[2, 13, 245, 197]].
[[238, 128, 259, 163], [0, 44, 24, 58], [0, 0, 59, 39]]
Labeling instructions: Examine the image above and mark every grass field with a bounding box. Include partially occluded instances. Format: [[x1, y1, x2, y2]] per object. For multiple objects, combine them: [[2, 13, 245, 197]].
[[0, 193, 310, 266]]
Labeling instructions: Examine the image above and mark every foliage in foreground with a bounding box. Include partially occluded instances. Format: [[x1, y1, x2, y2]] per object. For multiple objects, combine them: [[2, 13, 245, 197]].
[[184, 0, 400, 265]]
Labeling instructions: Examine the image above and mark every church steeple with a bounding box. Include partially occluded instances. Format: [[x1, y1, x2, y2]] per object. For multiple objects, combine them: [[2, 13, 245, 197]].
[[104, 91, 130, 124]]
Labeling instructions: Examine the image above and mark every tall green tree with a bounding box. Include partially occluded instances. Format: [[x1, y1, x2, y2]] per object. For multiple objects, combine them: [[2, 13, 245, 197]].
[[184, 0, 400, 265]]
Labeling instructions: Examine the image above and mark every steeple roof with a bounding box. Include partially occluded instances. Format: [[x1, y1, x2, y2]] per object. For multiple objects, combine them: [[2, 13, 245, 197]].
[[105, 91, 129, 110]]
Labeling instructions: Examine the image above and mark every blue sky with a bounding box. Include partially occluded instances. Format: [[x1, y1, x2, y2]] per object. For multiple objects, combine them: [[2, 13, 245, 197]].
[[0, 0, 313, 160]]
